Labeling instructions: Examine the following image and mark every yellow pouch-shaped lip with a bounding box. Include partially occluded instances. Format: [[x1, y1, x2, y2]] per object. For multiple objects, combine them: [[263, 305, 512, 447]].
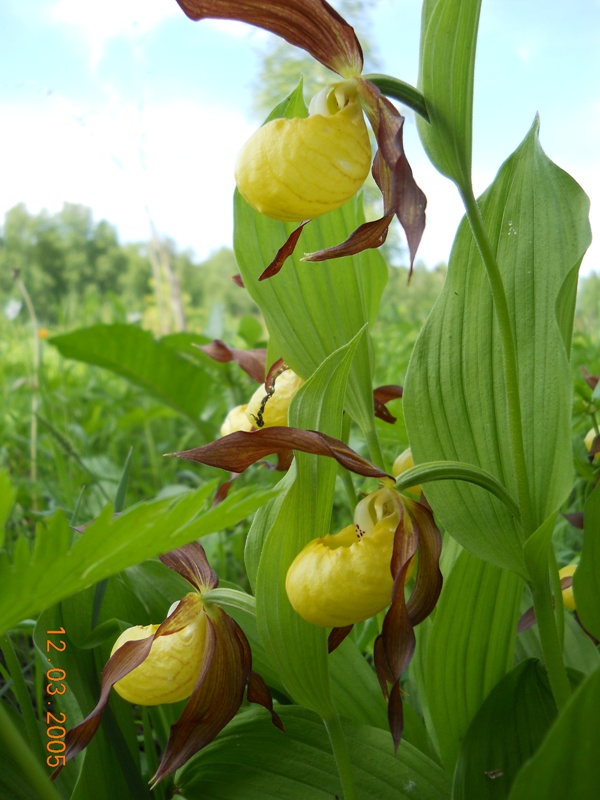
[[111, 593, 207, 705], [392, 448, 421, 496], [286, 522, 398, 627], [235, 99, 371, 222], [245, 369, 304, 428], [220, 404, 253, 436]]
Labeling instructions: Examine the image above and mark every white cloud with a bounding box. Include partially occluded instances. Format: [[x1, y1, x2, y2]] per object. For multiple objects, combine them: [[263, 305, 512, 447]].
[[0, 94, 255, 259], [48, 0, 180, 66]]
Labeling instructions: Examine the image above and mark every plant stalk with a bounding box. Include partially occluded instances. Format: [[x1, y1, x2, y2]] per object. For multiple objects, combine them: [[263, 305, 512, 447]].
[[0, 634, 44, 761], [458, 186, 534, 537], [323, 712, 358, 800], [0, 702, 63, 800]]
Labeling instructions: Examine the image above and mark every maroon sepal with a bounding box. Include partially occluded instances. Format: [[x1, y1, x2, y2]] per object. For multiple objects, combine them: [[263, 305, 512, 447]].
[[373, 385, 403, 424], [581, 366, 599, 390], [232, 273, 245, 288], [359, 79, 427, 275], [328, 625, 353, 653], [373, 499, 442, 752], [197, 339, 267, 383], [587, 433, 600, 462], [159, 542, 218, 592], [303, 215, 394, 262], [563, 512, 584, 530], [175, 0, 364, 77], [247, 671, 285, 732], [259, 221, 310, 280], [169, 427, 392, 480]]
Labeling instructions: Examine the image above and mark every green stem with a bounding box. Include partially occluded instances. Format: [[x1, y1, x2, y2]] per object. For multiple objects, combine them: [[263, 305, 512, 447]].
[[549, 548, 565, 651], [0, 635, 44, 761], [528, 572, 571, 710], [365, 426, 385, 473], [363, 73, 429, 122], [458, 185, 534, 537], [0, 702, 62, 800], [323, 713, 358, 800]]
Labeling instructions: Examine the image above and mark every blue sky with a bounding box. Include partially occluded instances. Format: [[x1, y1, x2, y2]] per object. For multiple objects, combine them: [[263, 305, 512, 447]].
[[1, 0, 598, 273]]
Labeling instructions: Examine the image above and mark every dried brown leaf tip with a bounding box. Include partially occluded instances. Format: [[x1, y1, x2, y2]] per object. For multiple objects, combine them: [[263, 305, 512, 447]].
[[174, 1, 425, 276], [52, 543, 282, 786]]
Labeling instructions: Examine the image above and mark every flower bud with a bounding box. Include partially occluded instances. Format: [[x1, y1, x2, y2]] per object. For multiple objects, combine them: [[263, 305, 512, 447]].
[[286, 488, 413, 627], [559, 564, 577, 612], [392, 448, 421, 496], [245, 369, 304, 428], [584, 427, 600, 460], [235, 85, 371, 222], [111, 593, 207, 705], [220, 404, 253, 436]]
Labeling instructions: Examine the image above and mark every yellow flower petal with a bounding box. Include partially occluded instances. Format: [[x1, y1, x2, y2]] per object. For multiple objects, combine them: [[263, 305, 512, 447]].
[[111, 593, 207, 705], [235, 99, 371, 222], [220, 404, 253, 436], [392, 448, 421, 496], [584, 427, 600, 460], [559, 564, 577, 612], [245, 369, 304, 428]]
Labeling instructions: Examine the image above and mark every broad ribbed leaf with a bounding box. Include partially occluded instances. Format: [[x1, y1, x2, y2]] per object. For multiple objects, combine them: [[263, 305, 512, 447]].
[[417, 0, 481, 188], [404, 121, 591, 574], [254, 333, 363, 716], [177, 706, 451, 800], [574, 482, 600, 640], [423, 549, 522, 771], [50, 324, 210, 425], [508, 666, 600, 800], [0, 483, 276, 636], [234, 84, 387, 442], [453, 659, 557, 800]]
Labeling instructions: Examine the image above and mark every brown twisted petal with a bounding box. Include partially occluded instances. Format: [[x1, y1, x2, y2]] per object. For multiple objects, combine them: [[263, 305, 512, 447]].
[[175, 0, 363, 76], [197, 339, 267, 383], [170, 427, 392, 480]]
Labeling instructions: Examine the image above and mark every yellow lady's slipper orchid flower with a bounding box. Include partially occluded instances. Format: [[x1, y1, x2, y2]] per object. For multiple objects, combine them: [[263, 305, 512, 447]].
[[245, 368, 304, 428], [584, 427, 600, 460], [559, 564, 577, 612], [286, 487, 414, 627], [111, 593, 207, 705], [220, 404, 253, 436], [235, 83, 371, 222], [392, 447, 421, 497]]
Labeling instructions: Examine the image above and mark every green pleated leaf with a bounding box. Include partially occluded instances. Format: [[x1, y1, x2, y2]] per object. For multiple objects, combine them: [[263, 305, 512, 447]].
[[574, 482, 600, 640], [49, 324, 211, 425], [404, 120, 591, 575], [417, 0, 481, 188], [233, 84, 387, 439], [176, 706, 451, 800], [508, 665, 600, 800], [423, 549, 523, 771], [254, 332, 364, 716], [453, 659, 557, 800], [0, 483, 276, 636]]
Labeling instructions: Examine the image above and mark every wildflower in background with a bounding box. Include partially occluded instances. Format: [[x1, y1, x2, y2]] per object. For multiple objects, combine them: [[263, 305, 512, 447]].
[[584, 427, 600, 461], [53, 543, 282, 786], [175, 0, 426, 276], [38, 327, 49, 339], [559, 564, 577, 611]]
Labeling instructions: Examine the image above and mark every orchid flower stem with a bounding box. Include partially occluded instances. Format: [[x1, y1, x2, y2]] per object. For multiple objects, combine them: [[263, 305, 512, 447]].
[[458, 184, 534, 538], [323, 713, 358, 800], [549, 548, 565, 651], [0, 702, 62, 800], [365, 426, 385, 474], [363, 74, 429, 122], [459, 184, 571, 708], [528, 572, 572, 710]]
